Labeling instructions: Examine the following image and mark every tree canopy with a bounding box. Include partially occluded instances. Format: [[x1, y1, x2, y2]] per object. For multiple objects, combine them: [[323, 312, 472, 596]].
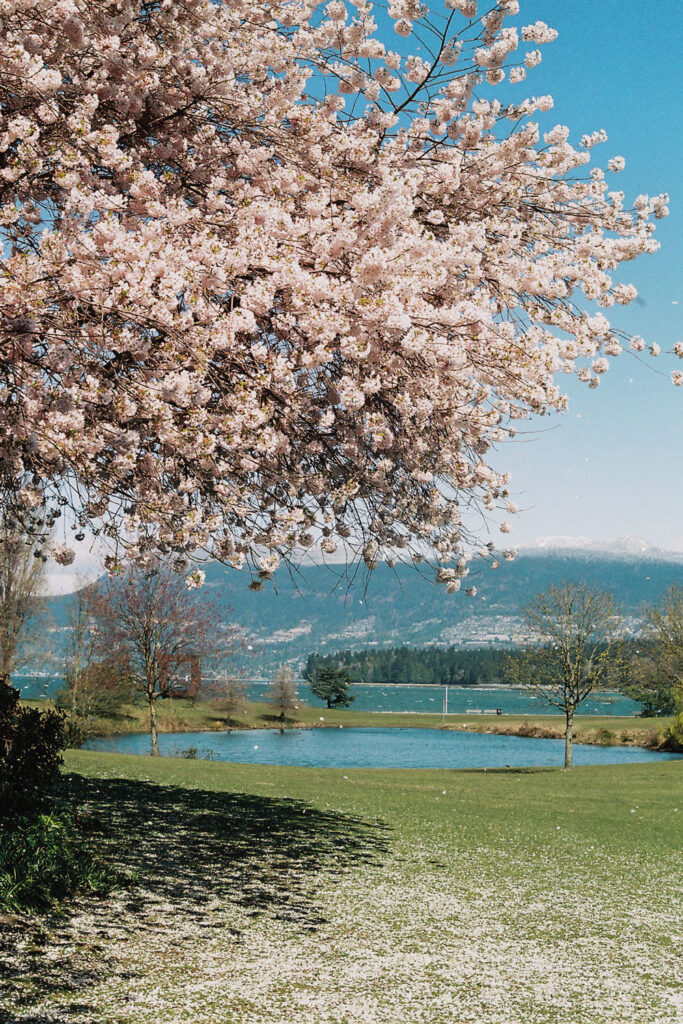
[[621, 587, 683, 718], [304, 645, 513, 686], [0, 1, 674, 587]]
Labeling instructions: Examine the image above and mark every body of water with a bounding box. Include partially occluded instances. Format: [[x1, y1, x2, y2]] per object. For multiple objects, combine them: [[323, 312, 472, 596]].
[[252, 683, 641, 717], [17, 675, 642, 716], [84, 727, 680, 770]]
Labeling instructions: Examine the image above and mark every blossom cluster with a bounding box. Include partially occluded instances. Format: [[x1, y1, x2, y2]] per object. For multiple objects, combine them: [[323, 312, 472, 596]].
[[0, 0, 670, 585]]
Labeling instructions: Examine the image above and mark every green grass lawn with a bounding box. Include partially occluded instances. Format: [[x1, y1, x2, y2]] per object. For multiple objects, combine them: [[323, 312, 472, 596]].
[[2, 750, 681, 1023]]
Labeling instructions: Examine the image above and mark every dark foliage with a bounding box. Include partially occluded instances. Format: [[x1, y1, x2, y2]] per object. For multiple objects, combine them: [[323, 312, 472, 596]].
[[0, 810, 111, 913], [620, 675, 677, 717], [0, 685, 66, 818], [304, 638, 655, 706], [304, 645, 516, 686], [309, 666, 355, 708], [0, 687, 108, 915]]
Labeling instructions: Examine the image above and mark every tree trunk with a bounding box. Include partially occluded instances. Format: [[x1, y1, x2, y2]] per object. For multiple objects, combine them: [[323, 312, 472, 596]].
[[564, 711, 574, 770], [149, 694, 159, 756]]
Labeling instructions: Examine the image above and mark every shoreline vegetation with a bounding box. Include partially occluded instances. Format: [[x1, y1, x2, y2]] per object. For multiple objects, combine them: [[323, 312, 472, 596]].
[[23, 698, 672, 751]]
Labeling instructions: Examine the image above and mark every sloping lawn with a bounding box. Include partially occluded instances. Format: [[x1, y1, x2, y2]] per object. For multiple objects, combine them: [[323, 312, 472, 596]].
[[1, 750, 681, 1023]]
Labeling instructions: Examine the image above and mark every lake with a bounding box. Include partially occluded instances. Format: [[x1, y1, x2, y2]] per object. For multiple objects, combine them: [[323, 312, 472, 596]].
[[279, 684, 641, 717], [84, 727, 680, 770], [17, 674, 641, 716]]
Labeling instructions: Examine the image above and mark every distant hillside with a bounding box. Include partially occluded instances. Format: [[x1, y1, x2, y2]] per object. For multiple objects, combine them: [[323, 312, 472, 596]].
[[39, 550, 683, 681]]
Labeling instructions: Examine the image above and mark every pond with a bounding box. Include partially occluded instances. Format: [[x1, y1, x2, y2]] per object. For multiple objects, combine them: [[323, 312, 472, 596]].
[[84, 728, 681, 770]]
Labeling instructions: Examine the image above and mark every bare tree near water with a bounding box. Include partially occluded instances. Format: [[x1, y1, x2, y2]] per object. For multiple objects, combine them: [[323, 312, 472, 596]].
[[87, 562, 240, 755], [267, 666, 299, 732], [509, 583, 620, 769], [205, 673, 249, 729]]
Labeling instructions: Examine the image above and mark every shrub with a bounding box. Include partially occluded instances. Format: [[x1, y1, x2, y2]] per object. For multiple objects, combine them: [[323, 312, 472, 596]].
[[662, 712, 683, 752], [309, 666, 354, 709], [0, 811, 110, 913], [0, 685, 67, 818], [595, 727, 616, 745]]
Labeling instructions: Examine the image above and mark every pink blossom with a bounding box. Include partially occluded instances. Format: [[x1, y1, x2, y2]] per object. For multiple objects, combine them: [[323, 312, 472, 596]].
[[0, 0, 670, 592]]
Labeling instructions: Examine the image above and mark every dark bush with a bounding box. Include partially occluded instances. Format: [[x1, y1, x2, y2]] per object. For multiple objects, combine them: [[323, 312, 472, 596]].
[[0, 684, 67, 818], [595, 727, 616, 745], [0, 811, 111, 912]]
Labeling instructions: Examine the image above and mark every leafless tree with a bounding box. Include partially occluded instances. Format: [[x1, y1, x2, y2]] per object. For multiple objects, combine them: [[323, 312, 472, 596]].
[[267, 665, 299, 731], [57, 580, 132, 727], [645, 586, 683, 696], [63, 580, 98, 696], [510, 583, 620, 769], [87, 562, 240, 755], [206, 673, 249, 728]]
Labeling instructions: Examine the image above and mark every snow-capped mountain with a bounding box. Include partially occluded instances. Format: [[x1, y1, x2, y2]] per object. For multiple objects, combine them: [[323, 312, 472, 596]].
[[519, 536, 682, 560]]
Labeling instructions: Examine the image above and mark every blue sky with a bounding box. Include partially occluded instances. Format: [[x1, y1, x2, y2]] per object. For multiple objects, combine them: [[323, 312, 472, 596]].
[[478, 0, 683, 550]]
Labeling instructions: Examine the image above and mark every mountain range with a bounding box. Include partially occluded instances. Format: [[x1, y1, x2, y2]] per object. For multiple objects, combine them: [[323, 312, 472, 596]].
[[38, 547, 683, 680]]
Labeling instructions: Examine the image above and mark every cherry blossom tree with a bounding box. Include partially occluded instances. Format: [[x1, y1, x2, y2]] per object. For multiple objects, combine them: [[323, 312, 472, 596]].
[[0, 0, 674, 589]]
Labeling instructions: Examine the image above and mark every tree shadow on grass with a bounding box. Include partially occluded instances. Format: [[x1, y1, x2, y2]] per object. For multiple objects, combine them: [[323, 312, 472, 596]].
[[0, 772, 390, 1022], [256, 712, 300, 726]]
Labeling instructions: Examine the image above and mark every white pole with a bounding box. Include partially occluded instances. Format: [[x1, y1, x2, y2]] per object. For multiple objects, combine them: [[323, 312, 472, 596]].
[[445, 684, 448, 718]]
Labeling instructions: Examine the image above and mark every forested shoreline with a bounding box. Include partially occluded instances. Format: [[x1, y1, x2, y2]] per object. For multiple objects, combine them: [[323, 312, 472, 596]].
[[303, 639, 661, 698], [304, 646, 515, 687]]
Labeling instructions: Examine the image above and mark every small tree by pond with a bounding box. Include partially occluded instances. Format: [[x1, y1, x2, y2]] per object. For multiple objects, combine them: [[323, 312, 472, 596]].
[[267, 666, 299, 731], [206, 673, 249, 729], [309, 666, 355, 709], [618, 588, 683, 722], [619, 645, 678, 718], [509, 583, 620, 769], [641, 586, 683, 747], [87, 563, 239, 755]]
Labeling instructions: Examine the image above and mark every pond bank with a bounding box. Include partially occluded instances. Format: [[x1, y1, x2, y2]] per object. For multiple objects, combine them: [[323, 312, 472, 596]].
[[69, 698, 673, 751]]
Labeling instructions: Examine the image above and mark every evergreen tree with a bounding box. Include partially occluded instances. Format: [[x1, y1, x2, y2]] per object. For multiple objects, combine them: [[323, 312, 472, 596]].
[[310, 667, 355, 709]]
